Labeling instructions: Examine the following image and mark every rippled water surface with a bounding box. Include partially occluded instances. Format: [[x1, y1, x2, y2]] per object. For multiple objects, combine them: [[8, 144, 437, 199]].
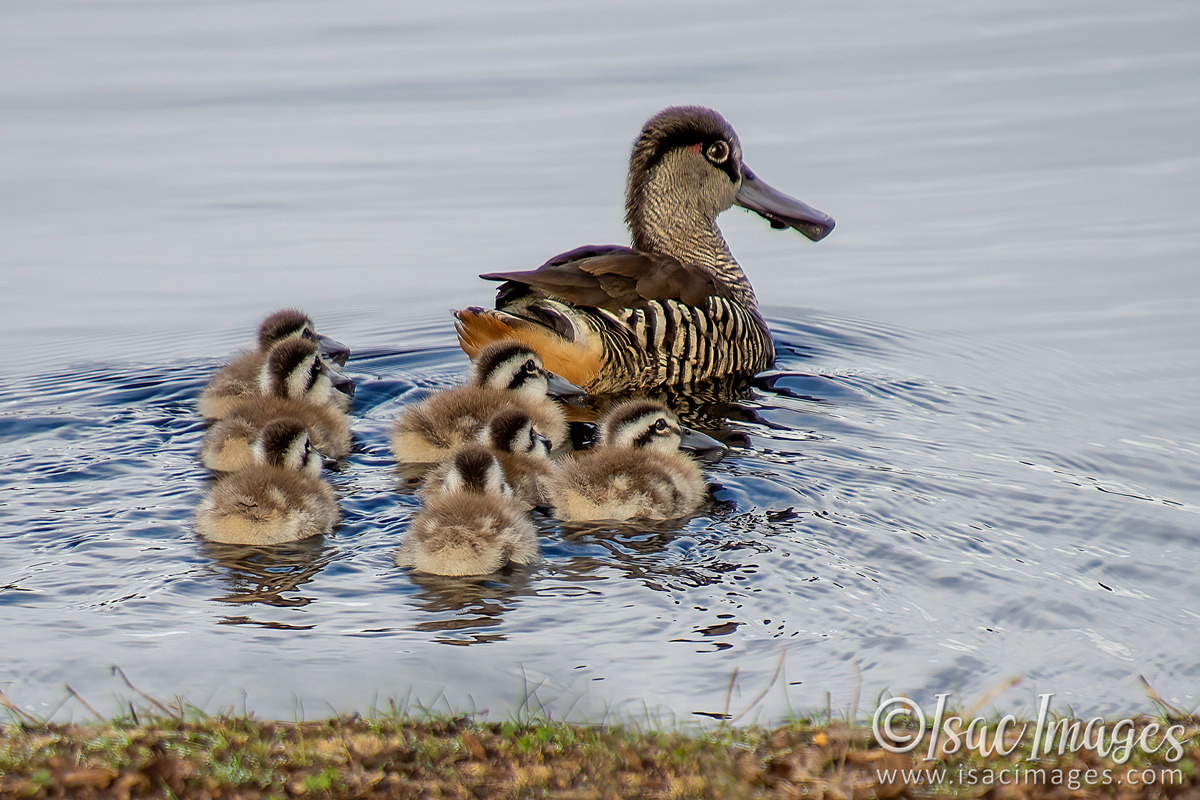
[[2, 1, 1198, 722]]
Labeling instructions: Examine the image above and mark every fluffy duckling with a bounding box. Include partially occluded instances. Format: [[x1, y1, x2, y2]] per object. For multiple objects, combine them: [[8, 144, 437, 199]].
[[258, 308, 352, 366], [200, 338, 352, 471], [199, 309, 353, 419], [396, 446, 541, 576], [390, 341, 583, 463], [421, 407, 554, 509], [548, 399, 720, 522], [196, 418, 339, 545]]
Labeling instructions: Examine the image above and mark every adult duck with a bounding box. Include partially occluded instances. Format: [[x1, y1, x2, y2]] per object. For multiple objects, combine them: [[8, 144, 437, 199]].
[[455, 105, 834, 394]]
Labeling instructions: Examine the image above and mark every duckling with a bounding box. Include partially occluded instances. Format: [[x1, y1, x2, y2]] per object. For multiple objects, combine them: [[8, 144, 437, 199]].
[[196, 418, 339, 545], [420, 407, 554, 509], [396, 446, 541, 576], [258, 308, 352, 366], [547, 399, 720, 522], [390, 341, 583, 463], [200, 338, 352, 470], [199, 309, 353, 419]]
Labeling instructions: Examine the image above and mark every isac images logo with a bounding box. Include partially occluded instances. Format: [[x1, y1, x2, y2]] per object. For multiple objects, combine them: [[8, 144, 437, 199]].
[[871, 693, 1187, 790]]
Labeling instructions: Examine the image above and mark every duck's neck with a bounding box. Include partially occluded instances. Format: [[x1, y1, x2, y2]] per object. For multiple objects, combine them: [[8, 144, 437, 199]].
[[628, 184, 756, 305]]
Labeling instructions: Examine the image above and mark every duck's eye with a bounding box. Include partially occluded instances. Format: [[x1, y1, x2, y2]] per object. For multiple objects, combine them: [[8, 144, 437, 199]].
[[523, 359, 537, 373], [705, 140, 730, 165], [653, 418, 669, 432]]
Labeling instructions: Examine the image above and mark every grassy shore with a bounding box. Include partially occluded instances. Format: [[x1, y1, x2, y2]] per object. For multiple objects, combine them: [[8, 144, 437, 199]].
[[1, 703, 1197, 799]]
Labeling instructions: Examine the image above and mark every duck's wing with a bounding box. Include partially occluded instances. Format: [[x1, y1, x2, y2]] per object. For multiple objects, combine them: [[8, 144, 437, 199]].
[[480, 245, 731, 313]]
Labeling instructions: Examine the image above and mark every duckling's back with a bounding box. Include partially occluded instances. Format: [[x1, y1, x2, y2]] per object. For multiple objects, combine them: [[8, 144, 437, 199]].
[[396, 491, 540, 576], [421, 449, 554, 510], [198, 354, 263, 419], [549, 448, 706, 522], [202, 394, 351, 472], [196, 465, 338, 545], [392, 387, 566, 463]]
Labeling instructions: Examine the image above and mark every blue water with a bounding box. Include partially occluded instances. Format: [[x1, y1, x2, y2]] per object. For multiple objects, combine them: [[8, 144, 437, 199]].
[[2, 1, 1198, 723]]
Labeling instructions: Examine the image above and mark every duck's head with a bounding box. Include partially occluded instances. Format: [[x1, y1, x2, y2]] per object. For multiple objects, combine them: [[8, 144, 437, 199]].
[[480, 408, 552, 460], [625, 106, 834, 251], [259, 338, 352, 404], [438, 446, 514, 498], [257, 308, 352, 368], [251, 418, 323, 478], [599, 399, 725, 455], [471, 341, 585, 404]]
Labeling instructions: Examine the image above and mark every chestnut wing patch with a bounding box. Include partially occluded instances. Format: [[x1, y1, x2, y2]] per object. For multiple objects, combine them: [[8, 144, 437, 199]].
[[482, 245, 728, 312]]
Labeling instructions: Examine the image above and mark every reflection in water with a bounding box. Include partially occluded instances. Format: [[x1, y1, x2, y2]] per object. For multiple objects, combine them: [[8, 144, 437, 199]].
[[202, 538, 331, 609], [565, 375, 758, 447], [402, 567, 540, 645], [556, 503, 751, 589]]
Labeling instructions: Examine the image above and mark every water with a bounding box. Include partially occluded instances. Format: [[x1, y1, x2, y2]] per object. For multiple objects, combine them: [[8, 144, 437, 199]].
[[2, 1, 1198, 723]]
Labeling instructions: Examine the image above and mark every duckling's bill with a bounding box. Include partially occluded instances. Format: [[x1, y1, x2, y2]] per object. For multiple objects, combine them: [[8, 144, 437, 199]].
[[546, 372, 587, 405], [325, 361, 355, 397], [317, 333, 351, 367], [678, 426, 726, 454]]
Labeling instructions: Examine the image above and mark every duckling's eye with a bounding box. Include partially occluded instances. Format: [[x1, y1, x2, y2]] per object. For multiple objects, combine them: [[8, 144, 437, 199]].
[[705, 140, 730, 165], [523, 359, 537, 373], [653, 418, 668, 432]]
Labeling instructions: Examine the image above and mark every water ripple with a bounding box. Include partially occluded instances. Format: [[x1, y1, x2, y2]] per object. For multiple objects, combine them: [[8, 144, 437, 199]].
[[3, 307, 1195, 720]]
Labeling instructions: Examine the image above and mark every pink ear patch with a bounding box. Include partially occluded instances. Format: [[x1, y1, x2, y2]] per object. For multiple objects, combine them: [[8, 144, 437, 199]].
[[687, 143, 702, 153]]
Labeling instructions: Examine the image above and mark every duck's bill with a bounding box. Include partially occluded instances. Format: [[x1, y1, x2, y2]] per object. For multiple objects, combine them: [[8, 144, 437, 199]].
[[307, 443, 336, 470], [679, 426, 726, 453], [736, 165, 835, 242], [325, 363, 356, 396], [317, 334, 351, 367], [546, 373, 587, 405]]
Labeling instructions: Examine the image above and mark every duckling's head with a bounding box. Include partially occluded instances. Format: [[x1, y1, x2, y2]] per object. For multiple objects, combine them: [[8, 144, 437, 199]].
[[257, 309, 317, 350], [480, 408, 552, 460], [256, 308, 352, 367], [259, 338, 342, 405], [625, 106, 834, 253], [470, 342, 581, 404], [437, 446, 514, 498], [251, 418, 323, 478], [598, 399, 687, 454], [598, 399, 724, 455]]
